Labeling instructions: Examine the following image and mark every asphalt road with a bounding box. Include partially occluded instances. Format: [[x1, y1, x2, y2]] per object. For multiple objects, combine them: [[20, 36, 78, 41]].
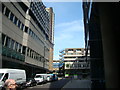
[[24, 78, 70, 90]]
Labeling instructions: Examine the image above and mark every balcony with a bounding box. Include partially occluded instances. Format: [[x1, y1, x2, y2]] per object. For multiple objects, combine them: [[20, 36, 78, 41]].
[[2, 46, 25, 61]]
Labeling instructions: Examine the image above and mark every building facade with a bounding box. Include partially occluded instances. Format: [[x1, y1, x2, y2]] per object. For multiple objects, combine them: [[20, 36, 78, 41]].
[[0, 0, 54, 78], [52, 60, 60, 73], [59, 48, 90, 77], [46, 7, 55, 71], [83, 2, 119, 88]]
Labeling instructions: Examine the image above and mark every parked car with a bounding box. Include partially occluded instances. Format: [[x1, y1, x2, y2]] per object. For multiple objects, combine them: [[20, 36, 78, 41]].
[[46, 74, 53, 82], [34, 74, 49, 83], [25, 78, 37, 87], [34, 74, 44, 84], [47, 74, 58, 81]]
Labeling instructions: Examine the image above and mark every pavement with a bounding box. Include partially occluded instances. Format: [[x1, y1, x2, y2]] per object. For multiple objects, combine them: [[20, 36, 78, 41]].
[[61, 78, 91, 89]]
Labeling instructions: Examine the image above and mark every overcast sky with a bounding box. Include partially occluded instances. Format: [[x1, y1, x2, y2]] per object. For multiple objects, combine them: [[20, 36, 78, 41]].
[[43, 2, 85, 60]]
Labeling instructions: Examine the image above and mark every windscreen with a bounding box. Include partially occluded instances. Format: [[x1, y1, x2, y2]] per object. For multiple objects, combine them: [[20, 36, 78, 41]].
[[35, 75, 42, 78], [0, 73, 4, 80]]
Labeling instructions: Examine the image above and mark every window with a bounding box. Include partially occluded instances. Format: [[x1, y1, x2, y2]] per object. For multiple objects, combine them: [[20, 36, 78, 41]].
[[13, 16, 18, 25], [2, 34, 6, 46], [38, 56, 41, 61], [15, 42, 19, 51], [30, 31, 33, 37], [22, 46, 26, 55], [17, 20, 21, 28], [2, 73, 8, 82], [76, 49, 81, 51], [27, 48, 29, 56], [31, 51, 34, 58], [18, 44, 22, 53], [24, 26, 28, 33], [5, 37, 10, 48], [10, 39, 15, 50], [28, 29, 31, 35], [21, 23, 24, 31], [10, 12, 14, 21], [5, 8, 10, 17], [68, 49, 73, 51], [2, 4, 5, 13]]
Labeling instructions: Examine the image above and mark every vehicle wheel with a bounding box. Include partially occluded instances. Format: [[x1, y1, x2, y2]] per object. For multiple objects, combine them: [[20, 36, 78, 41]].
[[30, 84, 32, 87]]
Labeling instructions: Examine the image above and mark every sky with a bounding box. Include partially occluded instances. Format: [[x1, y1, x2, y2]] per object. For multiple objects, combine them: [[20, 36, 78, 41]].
[[43, 2, 85, 60]]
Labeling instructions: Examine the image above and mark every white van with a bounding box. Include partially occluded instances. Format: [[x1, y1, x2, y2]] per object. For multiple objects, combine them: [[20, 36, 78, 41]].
[[0, 69, 26, 88]]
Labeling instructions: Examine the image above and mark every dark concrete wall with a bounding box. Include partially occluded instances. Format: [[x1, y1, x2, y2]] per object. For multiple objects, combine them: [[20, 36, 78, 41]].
[[98, 3, 120, 88]]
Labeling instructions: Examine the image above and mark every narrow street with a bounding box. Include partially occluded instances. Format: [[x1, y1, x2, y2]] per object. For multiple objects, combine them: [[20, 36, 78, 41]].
[[24, 78, 70, 90]]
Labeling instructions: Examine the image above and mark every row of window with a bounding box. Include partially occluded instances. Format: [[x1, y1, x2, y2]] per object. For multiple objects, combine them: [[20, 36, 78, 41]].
[[2, 33, 25, 55], [53, 63, 60, 68], [30, 2, 49, 36], [67, 49, 85, 51], [64, 56, 85, 59], [65, 53, 84, 55], [65, 63, 90, 68], [26, 47, 44, 62], [31, 3, 46, 28], [64, 60, 85, 62], [2, 33, 45, 62], [2, 3, 44, 46]]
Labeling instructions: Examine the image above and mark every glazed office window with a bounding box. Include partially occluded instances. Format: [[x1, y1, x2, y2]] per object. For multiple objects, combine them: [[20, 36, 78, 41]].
[[17, 20, 21, 28], [13, 16, 18, 25], [76, 49, 81, 51], [36, 54, 38, 60], [10, 12, 14, 22], [10, 39, 15, 50], [30, 49, 32, 57], [15, 42, 19, 51], [2, 34, 6, 46], [30, 31, 33, 37], [21, 23, 24, 31], [28, 29, 31, 36], [27, 48, 30, 56], [5, 7, 10, 17], [30, 50, 32, 58], [31, 51, 34, 58], [33, 52, 35, 59], [22, 46, 26, 55], [18, 44, 22, 53], [24, 26, 28, 33], [5, 37, 10, 48], [68, 49, 73, 51], [2, 4, 5, 13], [39, 57, 41, 61]]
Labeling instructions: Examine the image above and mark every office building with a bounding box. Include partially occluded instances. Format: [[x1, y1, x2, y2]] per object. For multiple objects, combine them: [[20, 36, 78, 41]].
[[46, 7, 55, 71], [59, 48, 90, 77], [52, 60, 60, 73], [0, 1, 54, 78]]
